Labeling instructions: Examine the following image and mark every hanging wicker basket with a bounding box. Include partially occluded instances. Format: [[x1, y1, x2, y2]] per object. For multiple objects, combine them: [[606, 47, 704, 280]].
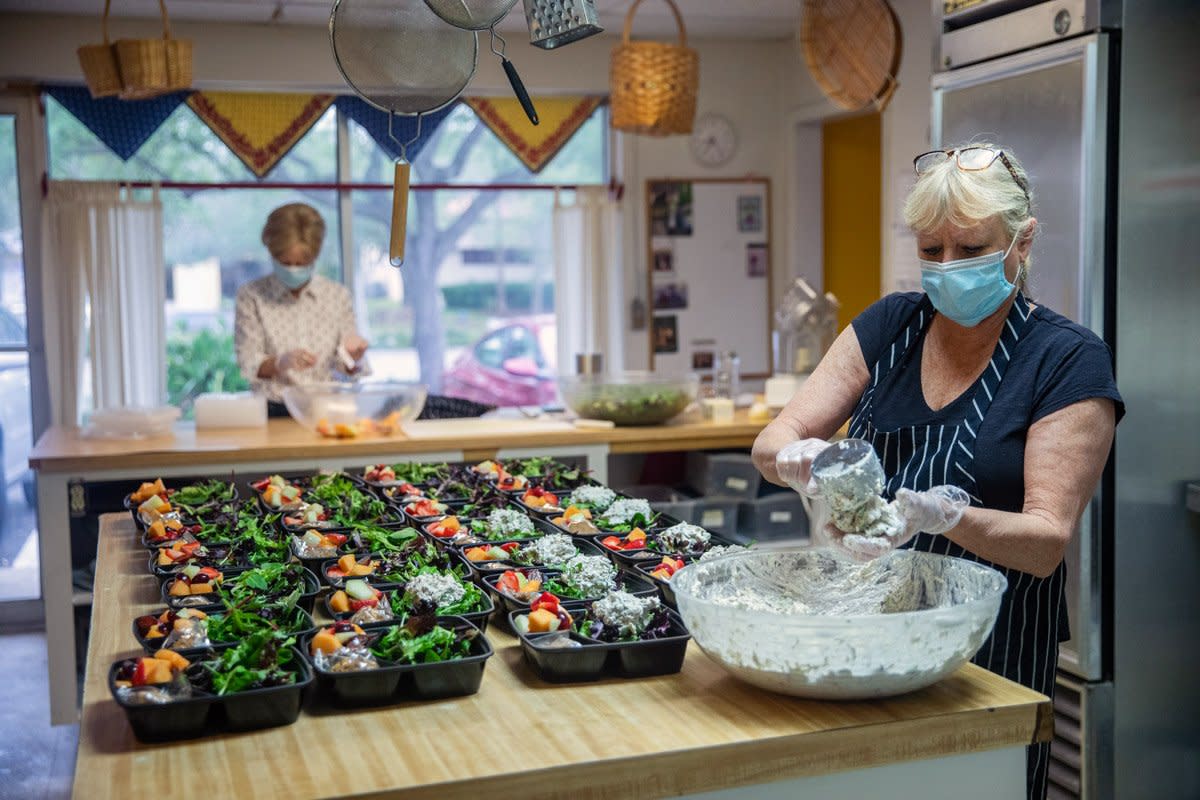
[[610, 0, 698, 136], [799, 0, 901, 112], [77, 0, 193, 100]]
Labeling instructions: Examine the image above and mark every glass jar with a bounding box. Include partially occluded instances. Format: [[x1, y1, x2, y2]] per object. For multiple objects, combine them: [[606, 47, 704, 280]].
[[712, 351, 740, 399]]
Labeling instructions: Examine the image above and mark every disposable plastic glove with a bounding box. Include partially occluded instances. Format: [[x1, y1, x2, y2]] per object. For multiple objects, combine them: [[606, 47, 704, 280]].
[[775, 438, 832, 497], [276, 348, 318, 376], [837, 485, 970, 561]]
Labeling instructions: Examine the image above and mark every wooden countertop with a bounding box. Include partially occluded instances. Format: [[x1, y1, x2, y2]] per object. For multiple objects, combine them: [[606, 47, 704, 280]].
[[74, 515, 1052, 800], [32, 412, 768, 473]]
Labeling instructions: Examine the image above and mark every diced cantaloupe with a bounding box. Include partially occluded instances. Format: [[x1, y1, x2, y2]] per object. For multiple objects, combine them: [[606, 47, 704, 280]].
[[168, 580, 191, 597], [527, 608, 558, 633], [152, 479, 166, 495], [329, 590, 350, 613], [156, 650, 190, 671], [310, 629, 341, 655], [349, 561, 374, 577], [145, 627, 165, 639], [337, 554, 356, 574], [147, 520, 167, 540], [188, 582, 212, 595], [164, 518, 182, 531], [140, 658, 172, 684]]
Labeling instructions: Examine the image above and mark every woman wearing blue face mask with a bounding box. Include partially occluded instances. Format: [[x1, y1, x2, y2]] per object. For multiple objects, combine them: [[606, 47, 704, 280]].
[[234, 203, 370, 417], [752, 144, 1122, 800]]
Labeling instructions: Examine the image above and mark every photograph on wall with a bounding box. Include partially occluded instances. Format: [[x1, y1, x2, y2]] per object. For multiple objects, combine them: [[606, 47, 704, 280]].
[[649, 181, 694, 236], [653, 315, 679, 354], [737, 194, 763, 233], [692, 350, 714, 371], [746, 243, 768, 277], [653, 282, 689, 310], [652, 249, 674, 273]]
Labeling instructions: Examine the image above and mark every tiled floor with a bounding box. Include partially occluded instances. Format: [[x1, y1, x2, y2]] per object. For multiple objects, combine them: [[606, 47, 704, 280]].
[[0, 632, 77, 800]]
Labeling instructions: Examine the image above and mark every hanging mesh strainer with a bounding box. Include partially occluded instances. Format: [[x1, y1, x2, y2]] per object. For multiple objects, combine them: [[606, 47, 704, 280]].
[[424, 0, 539, 125], [330, 0, 479, 266]]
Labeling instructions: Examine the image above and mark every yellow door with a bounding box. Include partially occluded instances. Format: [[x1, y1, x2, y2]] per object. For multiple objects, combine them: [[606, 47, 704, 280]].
[[822, 112, 882, 331]]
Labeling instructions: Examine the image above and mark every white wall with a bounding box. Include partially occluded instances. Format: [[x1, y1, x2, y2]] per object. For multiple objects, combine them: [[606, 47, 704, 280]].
[[880, 0, 935, 293]]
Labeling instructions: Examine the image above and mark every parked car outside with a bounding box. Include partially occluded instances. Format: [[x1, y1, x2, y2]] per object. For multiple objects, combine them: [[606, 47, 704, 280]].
[[442, 315, 558, 408]]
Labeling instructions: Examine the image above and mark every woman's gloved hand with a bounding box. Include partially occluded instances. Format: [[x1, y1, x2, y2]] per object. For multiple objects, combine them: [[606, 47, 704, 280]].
[[836, 485, 970, 561], [774, 438, 832, 497], [341, 334, 369, 362], [276, 348, 318, 376]]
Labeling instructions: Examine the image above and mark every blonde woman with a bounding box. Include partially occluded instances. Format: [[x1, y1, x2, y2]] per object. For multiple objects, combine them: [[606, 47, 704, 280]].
[[751, 145, 1122, 800], [234, 203, 369, 415]]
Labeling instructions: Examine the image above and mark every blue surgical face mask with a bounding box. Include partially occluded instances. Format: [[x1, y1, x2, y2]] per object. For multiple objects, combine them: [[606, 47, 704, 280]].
[[272, 259, 314, 290], [919, 235, 1019, 327]]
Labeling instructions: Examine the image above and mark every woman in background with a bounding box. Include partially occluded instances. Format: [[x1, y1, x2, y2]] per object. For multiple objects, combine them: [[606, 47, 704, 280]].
[[235, 203, 369, 417]]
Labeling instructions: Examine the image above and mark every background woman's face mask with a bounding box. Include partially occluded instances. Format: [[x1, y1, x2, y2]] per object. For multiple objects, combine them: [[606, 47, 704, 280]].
[[919, 234, 1019, 327], [272, 259, 314, 290]]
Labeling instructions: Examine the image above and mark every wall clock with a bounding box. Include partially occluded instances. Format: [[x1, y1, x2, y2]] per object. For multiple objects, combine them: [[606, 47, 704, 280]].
[[690, 113, 737, 167]]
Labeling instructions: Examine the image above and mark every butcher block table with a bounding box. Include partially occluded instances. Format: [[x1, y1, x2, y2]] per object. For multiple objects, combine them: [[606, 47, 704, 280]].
[[32, 413, 767, 723], [73, 514, 1052, 800]]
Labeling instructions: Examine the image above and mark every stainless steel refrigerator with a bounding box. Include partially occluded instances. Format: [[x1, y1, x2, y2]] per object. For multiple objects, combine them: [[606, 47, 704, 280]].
[[932, 1, 1200, 798]]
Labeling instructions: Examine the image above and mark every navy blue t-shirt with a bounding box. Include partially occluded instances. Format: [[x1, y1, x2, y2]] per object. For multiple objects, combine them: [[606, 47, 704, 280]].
[[851, 292, 1124, 513]]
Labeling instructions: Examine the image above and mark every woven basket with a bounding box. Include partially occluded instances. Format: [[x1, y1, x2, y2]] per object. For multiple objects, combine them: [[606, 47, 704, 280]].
[[799, 0, 901, 112], [610, 0, 698, 137], [77, 0, 192, 100]]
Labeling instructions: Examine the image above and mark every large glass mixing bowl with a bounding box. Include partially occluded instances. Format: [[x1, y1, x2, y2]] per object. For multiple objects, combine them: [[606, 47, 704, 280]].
[[282, 381, 426, 438], [671, 547, 1007, 699], [557, 371, 699, 426]]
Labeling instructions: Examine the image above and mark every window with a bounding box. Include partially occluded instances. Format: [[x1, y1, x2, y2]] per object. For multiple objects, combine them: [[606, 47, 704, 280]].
[[46, 96, 607, 411]]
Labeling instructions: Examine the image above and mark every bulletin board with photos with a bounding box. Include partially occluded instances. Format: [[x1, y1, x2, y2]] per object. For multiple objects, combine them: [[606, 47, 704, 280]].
[[646, 177, 772, 378]]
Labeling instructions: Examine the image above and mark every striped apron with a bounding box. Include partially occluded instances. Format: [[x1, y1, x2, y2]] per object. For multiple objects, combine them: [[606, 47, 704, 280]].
[[847, 292, 1063, 800]]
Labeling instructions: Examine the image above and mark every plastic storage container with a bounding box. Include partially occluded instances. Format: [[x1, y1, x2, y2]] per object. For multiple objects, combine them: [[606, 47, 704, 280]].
[[738, 493, 809, 542], [691, 497, 741, 536], [703, 453, 763, 499]]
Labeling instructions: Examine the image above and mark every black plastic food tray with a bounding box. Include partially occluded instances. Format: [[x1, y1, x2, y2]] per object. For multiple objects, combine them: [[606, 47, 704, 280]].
[[449, 537, 606, 582], [481, 569, 659, 632], [148, 545, 246, 580], [320, 548, 471, 588], [124, 482, 240, 529], [399, 499, 469, 527], [421, 513, 558, 551], [323, 584, 494, 633], [301, 617, 492, 706], [632, 562, 685, 608], [280, 504, 405, 536], [289, 534, 355, 577], [133, 607, 318, 655], [108, 644, 312, 742], [510, 607, 690, 683], [161, 566, 320, 612], [592, 531, 739, 569]]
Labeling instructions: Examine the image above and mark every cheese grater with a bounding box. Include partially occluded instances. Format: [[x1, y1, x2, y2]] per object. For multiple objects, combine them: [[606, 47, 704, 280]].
[[522, 0, 603, 49]]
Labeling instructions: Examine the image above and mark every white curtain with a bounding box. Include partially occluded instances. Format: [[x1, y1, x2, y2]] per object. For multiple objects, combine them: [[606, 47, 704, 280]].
[[41, 181, 165, 425], [552, 186, 624, 374]]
